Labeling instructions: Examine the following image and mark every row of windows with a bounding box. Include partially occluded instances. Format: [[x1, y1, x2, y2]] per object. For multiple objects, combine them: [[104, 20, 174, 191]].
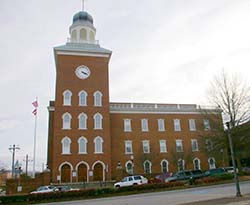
[[124, 118, 211, 132], [63, 90, 103, 106], [125, 139, 199, 154], [62, 113, 103, 130], [61, 136, 104, 154], [124, 157, 216, 174]]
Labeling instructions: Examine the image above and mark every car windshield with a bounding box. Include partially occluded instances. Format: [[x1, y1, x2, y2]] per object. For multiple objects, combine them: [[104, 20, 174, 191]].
[[121, 177, 128, 182]]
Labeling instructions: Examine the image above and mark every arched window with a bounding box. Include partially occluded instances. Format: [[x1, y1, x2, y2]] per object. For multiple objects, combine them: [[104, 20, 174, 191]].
[[63, 90, 72, 106], [193, 158, 201, 170], [178, 159, 185, 171], [79, 90, 87, 106], [94, 113, 103, 129], [94, 91, 103, 107], [71, 30, 77, 41], [161, 160, 169, 173], [208, 157, 216, 169], [94, 136, 103, 154], [62, 113, 72, 129], [78, 137, 88, 154], [78, 113, 87, 129], [143, 160, 152, 174], [89, 30, 95, 41], [125, 161, 133, 175], [61, 137, 71, 154], [80, 28, 87, 41]]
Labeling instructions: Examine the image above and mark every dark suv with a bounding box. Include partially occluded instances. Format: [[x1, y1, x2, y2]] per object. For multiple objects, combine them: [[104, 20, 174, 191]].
[[204, 168, 226, 176]]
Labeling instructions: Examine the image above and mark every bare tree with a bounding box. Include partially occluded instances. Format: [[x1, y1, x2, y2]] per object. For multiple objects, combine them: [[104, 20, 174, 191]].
[[207, 70, 250, 169]]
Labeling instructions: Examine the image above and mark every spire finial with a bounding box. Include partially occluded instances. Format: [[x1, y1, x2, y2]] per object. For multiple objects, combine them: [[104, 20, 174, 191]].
[[82, 0, 85, 11]]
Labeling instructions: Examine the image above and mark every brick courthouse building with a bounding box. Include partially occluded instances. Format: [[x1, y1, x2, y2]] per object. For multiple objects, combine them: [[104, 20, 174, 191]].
[[47, 9, 221, 183]]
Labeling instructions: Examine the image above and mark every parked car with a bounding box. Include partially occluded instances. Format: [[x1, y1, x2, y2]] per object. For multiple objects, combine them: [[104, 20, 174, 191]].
[[204, 168, 226, 176], [30, 185, 58, 194], [56, 185, 79, 192], [165, 170, 204, 182], [224, 167, 238, 174], [114, 175, 148, 188], [154, 172, 171, 183]]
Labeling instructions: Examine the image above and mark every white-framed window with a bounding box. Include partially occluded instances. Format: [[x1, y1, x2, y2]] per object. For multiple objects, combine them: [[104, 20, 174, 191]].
[[125, 140, 133, 154], [61, 136, 71, 154], [143, 160, 152, 174], [94, 136, 103, 154], [141, 119, 149, 132], [205, 138, 213, 152], [94, 113, 103, 129], [161, 160, 169, 173], [62, 113, 72, 129], [158, 119, 165, 132], [176, 140, 183, 152], [203, 119, 211, 130], [78, 136, 88, 154], [193, 158, 201, 170], [178, 159, 185, 171], [189, 119, 196, 131], [159, 140, 167, 153], [94, 91, 103, 107], [125, 161, 133, 175], [208, 157, 216, 169], [191, 139, 199, 151], [174, 119, 181, 131], [142, 140, 150, 153], [78, 113, 87, 129], [63, 90, 72, 106], [78, 90, 87, 106], [124, 119, 132, 132]]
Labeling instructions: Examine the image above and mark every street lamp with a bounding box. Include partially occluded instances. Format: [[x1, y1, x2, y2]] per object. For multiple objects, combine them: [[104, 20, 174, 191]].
[[226, 122, 242, 197]]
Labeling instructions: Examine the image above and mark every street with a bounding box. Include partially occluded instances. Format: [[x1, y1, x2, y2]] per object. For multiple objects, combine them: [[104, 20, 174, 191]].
[[38, 181, 250, 205]]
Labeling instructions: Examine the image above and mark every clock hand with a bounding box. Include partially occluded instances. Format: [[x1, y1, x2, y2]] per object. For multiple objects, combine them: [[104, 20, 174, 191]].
[[81, 71, 88, 75]]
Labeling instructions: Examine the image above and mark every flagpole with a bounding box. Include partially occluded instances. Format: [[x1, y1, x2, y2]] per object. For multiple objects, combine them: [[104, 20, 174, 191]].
[[32, 97, 38, 178]]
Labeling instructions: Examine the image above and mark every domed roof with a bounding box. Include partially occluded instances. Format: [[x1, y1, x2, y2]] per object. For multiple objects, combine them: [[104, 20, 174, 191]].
[[73, 11, 94, 24]]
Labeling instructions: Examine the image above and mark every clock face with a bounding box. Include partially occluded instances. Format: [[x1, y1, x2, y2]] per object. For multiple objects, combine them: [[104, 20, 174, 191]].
[[75, 66, 91, 79]]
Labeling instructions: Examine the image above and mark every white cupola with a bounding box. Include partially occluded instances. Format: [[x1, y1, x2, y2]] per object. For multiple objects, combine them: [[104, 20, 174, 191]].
[[69, 10, 97, 44]]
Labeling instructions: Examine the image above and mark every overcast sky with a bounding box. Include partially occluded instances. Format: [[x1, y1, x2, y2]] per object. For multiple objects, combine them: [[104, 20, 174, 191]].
[[1, 0, 250, 171]]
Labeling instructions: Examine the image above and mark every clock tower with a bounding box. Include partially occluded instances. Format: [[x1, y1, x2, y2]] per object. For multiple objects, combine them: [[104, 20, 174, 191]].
[[47, 9, 112, 183]]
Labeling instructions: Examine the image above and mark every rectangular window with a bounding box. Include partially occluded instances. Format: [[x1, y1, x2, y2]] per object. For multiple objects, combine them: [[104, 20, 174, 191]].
[[191, 139, 199, 151], [159, 140, 167, 153], [203, 119, 211, 130], [189, 119, 196, 131], [141, 119, 149, 132], [125, 141, 133, 154], [158, 119, 165, 132], [142, 140, 150, 153], [124, 119, 132, 132], [174, 119, 181, 131], [205, 138, 213, 151], [176, 140, 183, 152]]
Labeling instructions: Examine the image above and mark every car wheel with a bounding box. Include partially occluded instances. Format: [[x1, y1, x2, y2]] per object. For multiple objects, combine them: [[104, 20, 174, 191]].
[[133, 183, 138, 186], [115, 185, 120, 188]]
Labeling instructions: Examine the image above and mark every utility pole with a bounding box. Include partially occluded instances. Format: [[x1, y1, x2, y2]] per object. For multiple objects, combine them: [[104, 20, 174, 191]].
[[9, 144, 20, 178], [23, 154, 32, 175], [226, 122, 242, 197]]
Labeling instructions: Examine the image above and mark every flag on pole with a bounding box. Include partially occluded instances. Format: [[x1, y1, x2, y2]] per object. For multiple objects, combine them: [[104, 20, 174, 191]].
[[32, 100, 38, 108], [32, 109, 37, 116]]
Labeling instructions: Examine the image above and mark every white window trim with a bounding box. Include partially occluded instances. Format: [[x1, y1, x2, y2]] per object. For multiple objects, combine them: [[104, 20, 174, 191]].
[[93, 113, 103, 130], [63, 90, 72, 106], [176, 139, 183, 152], [62, 112, 72, 130], [158, 119, 165, 132], [174, 119, 181, 131], [94, 136, 104, 154], [143, 160, 152, 174], [125, 140, 133, 154], [78, 113, 87, 130], [78, 90, 88, 106], [142, 140, 150, 153], [159, 140, 167, 153], [189, 119, 196, 131], [94, 91, 103, 107], [204, 119, 211, 131], [78, 136, 88, 154], [160, 159, 169, 173], [61, 136, 72, 155], [125, 160, 134, 174], [191, 139, 199, 152], [124, 119, 132, 132], [193, 158, 201, 170], [141, 119, 149, 132]]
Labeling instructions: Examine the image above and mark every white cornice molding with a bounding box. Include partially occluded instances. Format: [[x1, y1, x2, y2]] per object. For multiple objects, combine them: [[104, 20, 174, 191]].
[[56, 51, 110, 58]]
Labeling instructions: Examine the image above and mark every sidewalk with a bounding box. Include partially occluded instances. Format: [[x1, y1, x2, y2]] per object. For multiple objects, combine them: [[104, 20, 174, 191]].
[[180, 194, 250, 205]]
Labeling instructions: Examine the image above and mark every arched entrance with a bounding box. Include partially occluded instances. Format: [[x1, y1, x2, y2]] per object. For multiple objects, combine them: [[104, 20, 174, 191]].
[[77, 163, 88, 182], [61, 164, 71, 183], [93, 162, 104, 181]]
